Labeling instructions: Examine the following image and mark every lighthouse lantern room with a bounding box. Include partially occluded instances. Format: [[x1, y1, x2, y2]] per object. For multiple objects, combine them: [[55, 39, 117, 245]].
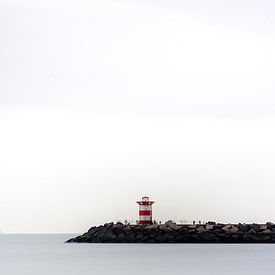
[[136, 196, 155, 225]]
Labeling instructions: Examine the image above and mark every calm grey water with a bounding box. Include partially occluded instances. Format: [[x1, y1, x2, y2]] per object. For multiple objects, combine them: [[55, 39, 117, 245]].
[[1, 234, 275, 274]]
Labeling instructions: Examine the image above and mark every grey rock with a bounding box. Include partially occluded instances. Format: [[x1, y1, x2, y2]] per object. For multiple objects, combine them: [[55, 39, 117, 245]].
[[123, 226, 132, 233], [206, 224, 214, 231], [261, 229, 272, 234], [144, 224, 159, 230], [239, 224, 250, 233], [261, 235, 271, 241], [188, 225, 197, 229], [124, 231, 136, 242], [249, 234, 260, 241], [159, 224, 173, 232], [165, 220, 182, 231], [246, 229, 257, 235], [229, 226, 239, 234], [259, 224, 267, 230], [250, 223, 260, 232], [87, 226, 97, 234], [136, 232, 143, 240], [196, 226, 207, 233], [111, 225, 124, 235], [222, 224, 232, 232], [115, 233, 125, 242], [267, 222, 275, 230]]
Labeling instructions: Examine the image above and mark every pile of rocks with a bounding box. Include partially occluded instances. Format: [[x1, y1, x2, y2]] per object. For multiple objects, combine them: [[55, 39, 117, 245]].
[[66, 221, 275, 243]]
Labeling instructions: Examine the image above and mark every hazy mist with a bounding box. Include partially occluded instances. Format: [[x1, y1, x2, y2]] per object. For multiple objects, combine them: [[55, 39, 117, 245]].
[[0, 0, 275, 232]]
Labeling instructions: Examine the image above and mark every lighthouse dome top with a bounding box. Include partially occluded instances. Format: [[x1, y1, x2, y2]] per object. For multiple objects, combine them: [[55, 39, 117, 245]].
[[142, 196, 149, 202], [136, 196, 154, 205]]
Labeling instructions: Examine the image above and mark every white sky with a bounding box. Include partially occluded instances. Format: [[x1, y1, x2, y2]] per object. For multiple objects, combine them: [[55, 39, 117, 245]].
[[0, 0, 275, 233]]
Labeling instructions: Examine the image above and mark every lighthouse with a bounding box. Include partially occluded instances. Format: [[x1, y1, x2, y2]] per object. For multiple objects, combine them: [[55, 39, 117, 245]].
[[136, 196, 155, 225]]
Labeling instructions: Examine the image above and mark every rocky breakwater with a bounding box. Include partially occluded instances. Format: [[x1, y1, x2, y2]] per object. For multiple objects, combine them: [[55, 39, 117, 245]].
[[66, 221, 275, 243]]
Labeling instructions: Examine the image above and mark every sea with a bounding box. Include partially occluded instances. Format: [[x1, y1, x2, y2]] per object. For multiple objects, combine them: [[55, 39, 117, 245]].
[[1, 234, 275, 274]]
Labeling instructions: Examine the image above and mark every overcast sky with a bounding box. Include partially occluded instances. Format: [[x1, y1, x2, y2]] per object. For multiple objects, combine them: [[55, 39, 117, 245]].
[[0, 0, 275, 233]]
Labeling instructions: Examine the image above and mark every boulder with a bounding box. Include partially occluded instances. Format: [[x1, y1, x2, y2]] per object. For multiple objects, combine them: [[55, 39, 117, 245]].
[[136, 232, 144, 240], [232, 234, 240, 240], [144, 225, 160, 238], [267, 222, 275, 230], [259, 224, 267, 230], [115, 233, 125, 242], [206, 224, 214, 231], [104, 222, 114, 228], [248, 234, 260, 241], [261, 235, 271, 241], [111, 225, 124, 235], [87, 226, 98, 235], [140, 235, 149, 242], [222, 224, 232, 232], [250, 223, 260, 232], [144, 224, 159, 230], [179, 227, 188, 233], [196, 226, 207, 233], [159, 224, 173, 232], [239, 224, 250, 233], [124, 231, 136, 242], [229, 226, 239, 234], [131, 225, 143, 233], [154, 235, 166, 242], [216, 223, 225, 227], [216, 232, 231, 242], [191, 234, 200, 241], [123, 225, 132, 233], [187, 225, 197, 229], [246, 229, 257, 235], [261, 229, 272, 234], [165, 221, 182, 231]]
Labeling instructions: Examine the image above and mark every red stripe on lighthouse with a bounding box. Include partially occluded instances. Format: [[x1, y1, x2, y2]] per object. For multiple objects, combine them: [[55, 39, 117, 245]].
[[139, 210, 151, 215]]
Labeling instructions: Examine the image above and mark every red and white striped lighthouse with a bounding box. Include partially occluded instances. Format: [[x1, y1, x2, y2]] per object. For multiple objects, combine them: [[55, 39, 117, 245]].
[[136, 196, 155, 225]]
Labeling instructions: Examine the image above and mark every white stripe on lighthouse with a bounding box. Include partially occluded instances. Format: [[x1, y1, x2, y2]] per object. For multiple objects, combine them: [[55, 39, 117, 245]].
[[139, 205, 152, 211], [139, 215, 152, 221]]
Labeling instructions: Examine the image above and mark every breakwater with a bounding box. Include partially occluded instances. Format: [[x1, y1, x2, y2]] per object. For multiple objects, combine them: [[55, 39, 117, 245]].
[[66, 220, 275, 243]]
